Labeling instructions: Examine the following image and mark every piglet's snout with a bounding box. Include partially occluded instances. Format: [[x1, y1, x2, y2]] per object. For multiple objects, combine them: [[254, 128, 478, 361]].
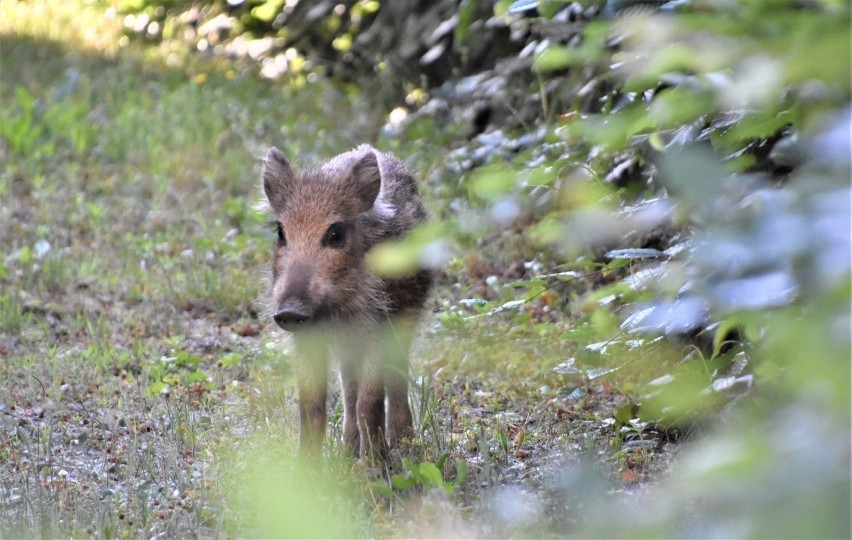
[[273, 299, 314, 331], [273, 262, 315, 331]]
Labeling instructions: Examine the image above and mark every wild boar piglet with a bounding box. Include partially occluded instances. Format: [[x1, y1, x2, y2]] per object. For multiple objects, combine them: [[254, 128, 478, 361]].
[[261, 144, 432, 459]]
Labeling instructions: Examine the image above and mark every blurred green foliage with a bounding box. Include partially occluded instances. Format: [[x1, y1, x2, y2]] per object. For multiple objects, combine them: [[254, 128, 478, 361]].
[[389, 1, 849, 534]]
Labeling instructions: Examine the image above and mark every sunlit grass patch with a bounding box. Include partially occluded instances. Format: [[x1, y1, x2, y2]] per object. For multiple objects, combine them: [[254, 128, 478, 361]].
[[0, 0, 124, 54], [0, 32, 374, 334]]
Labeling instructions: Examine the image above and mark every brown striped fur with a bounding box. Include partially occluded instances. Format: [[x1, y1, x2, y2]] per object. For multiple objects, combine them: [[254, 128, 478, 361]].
[[260, 145, 432, 459]]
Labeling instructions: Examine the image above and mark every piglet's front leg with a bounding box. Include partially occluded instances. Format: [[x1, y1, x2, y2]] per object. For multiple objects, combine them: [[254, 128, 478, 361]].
[[294, 335, 329, 458], [340, 360, 361, 455], [356, 356, 386, 460]]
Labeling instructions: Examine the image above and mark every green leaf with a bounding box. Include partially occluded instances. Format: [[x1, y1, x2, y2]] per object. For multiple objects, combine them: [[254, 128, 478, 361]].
[[401, 458, 422, 482], [559, 325, 599, 342], [622, 44, 708, 93], [365, 222, 447, 278], [564, 104, 654, 151], [175, 351, 203, 367], [615, 403, 638, 425], [219, 352, 243, 367], [639, 366, 719, 422], [454, 0, 477, 46], [785, 15, 851, 88], [649, 131, 666, 151], [370, 481, 394, 497], [455, 459, 468, 486], [527, 214, 565, 246], [525, 165, 559, 186], [469, 164, 518, 200], [533, 23, 608, 72], [604, 257, 630, 271], [251, 0, 284, 22], [712, 109, 792, 150], [649, 88, 715, 129], [497, 428, 509, 453], [506, 277, 547, 289], [147, 381, 166, 396], [391, 474, 416, 491], [186, 370, 208, 383], [14, 86, 36, 112], [533, 45, 578, 72], [436, 452, 449, 471], [418, 462, 444, 488], [533, 42, 606, 72]]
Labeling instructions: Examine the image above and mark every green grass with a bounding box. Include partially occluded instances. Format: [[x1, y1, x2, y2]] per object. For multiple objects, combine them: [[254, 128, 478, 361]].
[[0, 3, 375, 535]]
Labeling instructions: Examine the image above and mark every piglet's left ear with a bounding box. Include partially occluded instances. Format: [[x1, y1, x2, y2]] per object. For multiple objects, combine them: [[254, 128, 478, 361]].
[[348, 150, 381, 214], [262, 147, 294, 211]]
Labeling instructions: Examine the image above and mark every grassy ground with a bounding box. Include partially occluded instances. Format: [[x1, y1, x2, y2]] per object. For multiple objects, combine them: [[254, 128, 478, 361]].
[[0, 2, 677, 537]]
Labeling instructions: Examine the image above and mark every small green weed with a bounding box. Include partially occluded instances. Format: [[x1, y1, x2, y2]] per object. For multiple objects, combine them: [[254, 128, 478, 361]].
[[0, 295, 30, 333], [377, 454, 468, 496], [0, 86, 45, 155], [0, 85, 95, 158]]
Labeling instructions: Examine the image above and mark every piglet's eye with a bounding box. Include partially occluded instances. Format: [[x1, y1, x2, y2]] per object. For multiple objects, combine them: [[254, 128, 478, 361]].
[[322, 222, 346, 249], [276, 222, 286, 246]]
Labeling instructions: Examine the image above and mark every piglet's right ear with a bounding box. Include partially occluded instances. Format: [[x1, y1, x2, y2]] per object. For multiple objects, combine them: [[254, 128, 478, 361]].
[[348, 150, 382, 214], [262, 147, 294, 210]]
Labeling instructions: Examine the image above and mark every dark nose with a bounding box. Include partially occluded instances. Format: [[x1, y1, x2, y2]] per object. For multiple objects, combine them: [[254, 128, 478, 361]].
[[273, 301, 314, 331]]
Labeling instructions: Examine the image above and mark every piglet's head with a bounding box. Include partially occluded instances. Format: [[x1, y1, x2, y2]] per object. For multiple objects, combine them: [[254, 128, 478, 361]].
[[261, 147, 382, 331]]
